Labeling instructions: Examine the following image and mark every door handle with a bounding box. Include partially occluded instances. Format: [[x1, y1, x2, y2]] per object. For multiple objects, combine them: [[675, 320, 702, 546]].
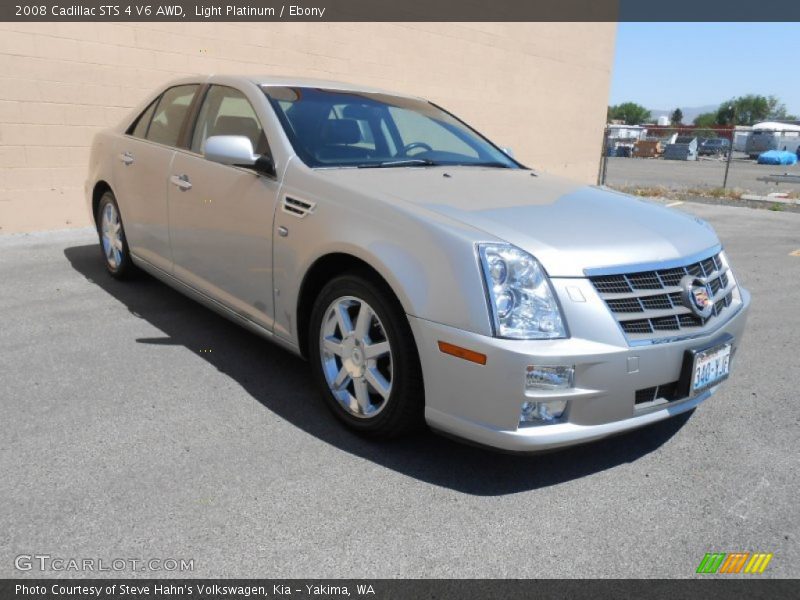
[[120, 152, 134, 166], [170, 174, 192, 191]]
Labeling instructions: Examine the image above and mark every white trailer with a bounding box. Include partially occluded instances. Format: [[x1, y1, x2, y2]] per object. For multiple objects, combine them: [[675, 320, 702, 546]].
[[745, 122, 800, 158], [733, 128, 751, 152]]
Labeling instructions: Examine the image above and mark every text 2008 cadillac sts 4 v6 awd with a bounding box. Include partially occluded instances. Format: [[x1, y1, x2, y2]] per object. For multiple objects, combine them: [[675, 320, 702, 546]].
[[86, 75, 750, 451]]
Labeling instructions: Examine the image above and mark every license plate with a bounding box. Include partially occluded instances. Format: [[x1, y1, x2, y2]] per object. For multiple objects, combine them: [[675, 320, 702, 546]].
[[691, 343, 731, 393]]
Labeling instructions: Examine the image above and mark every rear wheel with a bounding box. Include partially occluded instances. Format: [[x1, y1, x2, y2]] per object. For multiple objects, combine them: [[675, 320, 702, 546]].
[[308, 273, 424, 438], [96, 190, 134, 279]]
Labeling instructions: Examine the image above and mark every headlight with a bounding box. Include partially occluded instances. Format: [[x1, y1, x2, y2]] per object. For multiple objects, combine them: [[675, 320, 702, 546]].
[[478, 243, 566, 339]]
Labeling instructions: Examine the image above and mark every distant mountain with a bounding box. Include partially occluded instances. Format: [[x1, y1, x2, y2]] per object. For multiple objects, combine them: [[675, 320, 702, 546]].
[[649, 105, 718, 124]]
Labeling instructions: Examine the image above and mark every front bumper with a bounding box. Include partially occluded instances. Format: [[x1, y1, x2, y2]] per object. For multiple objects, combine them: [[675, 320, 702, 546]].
[[409, 286, 750, 452]]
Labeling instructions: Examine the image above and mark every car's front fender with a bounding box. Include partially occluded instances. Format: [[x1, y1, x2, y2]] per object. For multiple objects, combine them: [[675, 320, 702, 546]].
[[271, 162, 497, 347]]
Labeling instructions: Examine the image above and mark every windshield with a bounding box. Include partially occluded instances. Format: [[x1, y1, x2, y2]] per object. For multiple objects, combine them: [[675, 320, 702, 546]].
[[262, 86, 522, 169]]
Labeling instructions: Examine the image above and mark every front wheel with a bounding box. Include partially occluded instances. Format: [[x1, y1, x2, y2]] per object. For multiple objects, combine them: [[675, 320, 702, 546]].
[[96, 190, 134, 279], [308, 273, 425, 438]]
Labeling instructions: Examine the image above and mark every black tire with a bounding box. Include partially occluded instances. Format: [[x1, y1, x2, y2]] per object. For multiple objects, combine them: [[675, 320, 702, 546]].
[[95, 190, 135, 280], [308, 271, 425, 438]]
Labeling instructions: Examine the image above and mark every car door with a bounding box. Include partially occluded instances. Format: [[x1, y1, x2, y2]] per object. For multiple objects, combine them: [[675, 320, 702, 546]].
[[112, 84, 200, 272], [167, 84, 279, 329]]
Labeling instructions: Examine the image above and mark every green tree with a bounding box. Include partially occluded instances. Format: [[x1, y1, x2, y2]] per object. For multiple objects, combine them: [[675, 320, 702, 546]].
[[765, 95, 795, 120], [693, 112, 717, 128], [715, 94, 795, 126], [608, 102, 651, 125], [671, 108, 683, 125]]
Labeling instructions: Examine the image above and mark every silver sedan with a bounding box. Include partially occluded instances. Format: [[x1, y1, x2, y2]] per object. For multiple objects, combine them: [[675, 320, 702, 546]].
[[85, 75, 750, 451]]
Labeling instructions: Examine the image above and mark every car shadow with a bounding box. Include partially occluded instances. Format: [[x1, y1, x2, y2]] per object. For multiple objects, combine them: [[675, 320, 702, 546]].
[[64, 244, 692, 496]]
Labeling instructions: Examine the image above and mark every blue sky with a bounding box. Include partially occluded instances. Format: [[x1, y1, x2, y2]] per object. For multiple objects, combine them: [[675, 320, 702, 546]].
[[610, 23, 800, 115]]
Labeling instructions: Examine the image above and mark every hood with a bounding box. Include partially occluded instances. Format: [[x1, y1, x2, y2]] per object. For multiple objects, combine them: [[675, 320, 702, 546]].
[[318, 167, 720, 277]]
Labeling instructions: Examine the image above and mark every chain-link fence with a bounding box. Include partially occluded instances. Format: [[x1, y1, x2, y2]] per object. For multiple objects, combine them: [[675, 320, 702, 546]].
[[598, 125, 800, 198]]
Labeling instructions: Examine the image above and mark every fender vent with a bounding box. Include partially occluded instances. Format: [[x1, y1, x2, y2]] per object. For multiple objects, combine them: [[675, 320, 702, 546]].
[[282, 196, 315, 218]]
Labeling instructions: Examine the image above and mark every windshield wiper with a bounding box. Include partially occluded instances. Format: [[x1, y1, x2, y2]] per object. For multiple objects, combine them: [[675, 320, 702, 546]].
[[460, 161, 512, 168], [355, 159, 512, 169], [357, 158, 441, 168]]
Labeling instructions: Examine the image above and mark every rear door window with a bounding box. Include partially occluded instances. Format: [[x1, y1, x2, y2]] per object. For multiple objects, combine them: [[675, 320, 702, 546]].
[[145, 85, 199, 148], [129, 99, 158, 139]]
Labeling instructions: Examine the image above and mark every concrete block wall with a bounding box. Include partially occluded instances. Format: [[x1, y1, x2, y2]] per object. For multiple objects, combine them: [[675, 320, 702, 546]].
[[0, 22, 615, 232]]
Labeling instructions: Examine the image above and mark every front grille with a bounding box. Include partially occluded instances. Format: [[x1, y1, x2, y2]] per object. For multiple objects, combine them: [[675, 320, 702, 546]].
[[589, 251, 737, 343], [635, 381, 682, 405]]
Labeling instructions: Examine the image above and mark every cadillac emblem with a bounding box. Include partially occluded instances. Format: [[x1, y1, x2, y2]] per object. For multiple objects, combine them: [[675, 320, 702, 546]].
[[681, 275, 714, 319]]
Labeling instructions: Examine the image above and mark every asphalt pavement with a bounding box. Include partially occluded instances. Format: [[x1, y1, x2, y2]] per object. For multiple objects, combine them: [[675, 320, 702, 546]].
[[1, 201, 798, 578]]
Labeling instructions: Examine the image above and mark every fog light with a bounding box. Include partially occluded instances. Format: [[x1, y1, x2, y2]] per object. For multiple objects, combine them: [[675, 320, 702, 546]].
[[520, 399, 567, 425], [525, 365, 574, 390]]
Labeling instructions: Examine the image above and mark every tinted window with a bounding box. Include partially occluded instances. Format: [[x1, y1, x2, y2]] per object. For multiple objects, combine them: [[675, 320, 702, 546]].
[[191, 86, 269, 156], [263, 86, 520, 169], [130, 99, 158, 139], [389, 106, 478, 159], [146, 85, 199, 147]]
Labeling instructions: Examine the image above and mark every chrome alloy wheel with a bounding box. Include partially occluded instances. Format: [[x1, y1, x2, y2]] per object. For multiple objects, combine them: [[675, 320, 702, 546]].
[[319, 296, 393, 418], [100, 202, 124, 269]]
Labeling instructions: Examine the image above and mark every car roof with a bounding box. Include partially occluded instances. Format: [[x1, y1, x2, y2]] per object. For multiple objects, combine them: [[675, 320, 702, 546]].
[[248, 75, 422, 99], [196, 74, 421, 100], [158, 74, 424, 101]]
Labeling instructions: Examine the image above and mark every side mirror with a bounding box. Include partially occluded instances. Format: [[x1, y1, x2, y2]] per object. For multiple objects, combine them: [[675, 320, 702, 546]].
[[501, 147, 515, 158], [204, 135, 257, 166], [204, 135, 276, 177]]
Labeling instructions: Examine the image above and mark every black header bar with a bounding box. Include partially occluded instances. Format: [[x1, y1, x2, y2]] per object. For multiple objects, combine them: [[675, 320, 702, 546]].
[[4, 0, 800, 22]]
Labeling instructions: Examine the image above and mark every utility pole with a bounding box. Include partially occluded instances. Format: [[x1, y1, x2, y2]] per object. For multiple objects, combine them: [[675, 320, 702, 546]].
[[723, 105, 736, 189], [599, 127, 610, 185]]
